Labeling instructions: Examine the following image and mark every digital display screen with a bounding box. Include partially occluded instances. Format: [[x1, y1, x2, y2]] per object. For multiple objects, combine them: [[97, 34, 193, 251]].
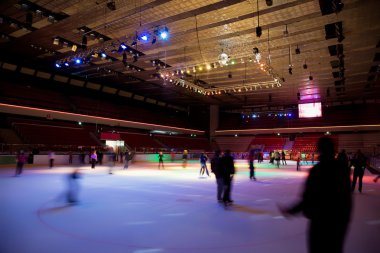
[[298, 102, 322, 118]]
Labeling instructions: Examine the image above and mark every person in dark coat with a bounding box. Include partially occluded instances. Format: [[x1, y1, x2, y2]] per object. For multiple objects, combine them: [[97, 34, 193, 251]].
[[67, 168, 81, 204], [351, 149, 367, 193], [15, 150, 27, 176], [221, 149, 235, 206], [158, 151, 164, 169], [248, 149, 256, 180], [279, 137, 352, 253], [211, 150, 223, 202]]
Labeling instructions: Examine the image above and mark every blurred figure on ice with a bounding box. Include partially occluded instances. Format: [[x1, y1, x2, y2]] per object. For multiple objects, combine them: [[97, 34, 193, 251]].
[[15, 150, 27, 176], [248, 149, 256, 181], [48, 150, 55, 168], [211, 150, 224, 202], [158, 151, 164, 170], [221, 149, 235, 206], [279, 137, 352, 253], [90, 150, 97, 169], [67, 168, 81, 204]]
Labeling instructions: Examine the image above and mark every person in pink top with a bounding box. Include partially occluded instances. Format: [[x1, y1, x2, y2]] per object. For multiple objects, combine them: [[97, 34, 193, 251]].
[[15, 150, 27, 176]]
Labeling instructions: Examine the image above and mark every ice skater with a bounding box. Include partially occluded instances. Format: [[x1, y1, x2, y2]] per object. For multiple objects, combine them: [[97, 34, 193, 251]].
[[221, 150, 235, 206], [211, 150, 224, 202], [90, 150, 97, 169], [351, 149, 367, 193], [67, 168, 81, 204], [158, 151, 164, 169], [279, 137, 352, 253], [248, 149, 256, 180], [199, 152, 209, 177], [15, 150, 26, 176]]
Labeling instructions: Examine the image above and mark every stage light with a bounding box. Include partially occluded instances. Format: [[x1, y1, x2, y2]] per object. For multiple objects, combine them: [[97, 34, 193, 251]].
[[295, 45, 300, 54], [120, 43, 127, 50], [100, 52, 107, 58], [53, 37, 60, 45], [107, 0, 116, 11], [256, 26, 262, 37], [206, 64, 211, 70], [64, 62, 69, 67], [55, 63, 61, 68], [122, 52, 127, 66], [160, 31, 168, 39], [75, 58, 82, 64], [138, 32, 150, 42]]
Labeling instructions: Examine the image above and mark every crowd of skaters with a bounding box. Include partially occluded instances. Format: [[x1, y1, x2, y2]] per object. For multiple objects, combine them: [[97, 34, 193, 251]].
[[9, 136, 380, 253]]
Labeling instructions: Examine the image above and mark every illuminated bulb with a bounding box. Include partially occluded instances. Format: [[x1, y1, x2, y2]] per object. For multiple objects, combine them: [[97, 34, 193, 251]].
[[198, 66, 203, 71], [206, 64, 211, 70]]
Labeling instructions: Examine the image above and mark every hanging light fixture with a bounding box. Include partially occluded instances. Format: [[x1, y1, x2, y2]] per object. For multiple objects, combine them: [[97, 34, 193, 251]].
[[218, 51, 229, 66], [256, 0, 262, 37]]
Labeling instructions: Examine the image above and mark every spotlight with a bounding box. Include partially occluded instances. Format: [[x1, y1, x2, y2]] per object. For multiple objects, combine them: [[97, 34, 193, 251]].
[[107, 0, 116, 11], [81, 36, 87, 48], [288, 66, 293, 75], [100, 52, 107, 58], [64, 62, 69, 67], [74, 58, 82, 64], [265, 0, 273, 6], [120, 43, 127, 50], [25, 12, 33, 27], [295, 45, 300, 54], [159, 28, 169, 40], [71, 44, 77, 52], [138, 32, 150, 42], [151, 36, 157, 44], [337, 34, 345, 43], [122, 52, 127, 66], [55, 63, 61, 68], [256, 26, 262, 37], [53, 37, 60, 45]]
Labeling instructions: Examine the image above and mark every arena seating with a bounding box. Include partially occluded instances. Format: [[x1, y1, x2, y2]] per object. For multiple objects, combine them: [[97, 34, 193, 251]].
[[214, 136, 252, 152], [119, 132, 163, 150], [10, 118, 99, 146], [155, 135, 211, 151], [250, 136, 286, 152]]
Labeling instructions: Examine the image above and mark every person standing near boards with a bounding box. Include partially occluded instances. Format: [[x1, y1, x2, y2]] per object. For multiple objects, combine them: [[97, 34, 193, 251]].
[[158, 151, 164, 169], [90, 150, 97, 169], [15, 150, 26, 176]]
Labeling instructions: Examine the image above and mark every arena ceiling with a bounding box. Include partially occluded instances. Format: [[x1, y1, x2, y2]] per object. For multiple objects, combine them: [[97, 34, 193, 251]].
[[0, 0, 379, 109]]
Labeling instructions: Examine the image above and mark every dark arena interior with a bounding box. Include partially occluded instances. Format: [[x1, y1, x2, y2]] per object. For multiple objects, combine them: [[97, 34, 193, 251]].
[[0, 1, 379, 253]]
